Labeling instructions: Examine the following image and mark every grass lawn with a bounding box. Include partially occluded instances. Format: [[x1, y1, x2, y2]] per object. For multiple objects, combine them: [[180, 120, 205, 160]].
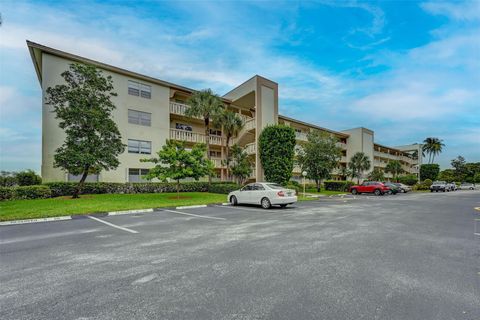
[[0, 192, 227, 221]]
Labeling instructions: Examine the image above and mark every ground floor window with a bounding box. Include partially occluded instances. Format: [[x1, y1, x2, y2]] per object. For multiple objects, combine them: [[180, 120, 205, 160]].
[[128, 168, 150, 182]]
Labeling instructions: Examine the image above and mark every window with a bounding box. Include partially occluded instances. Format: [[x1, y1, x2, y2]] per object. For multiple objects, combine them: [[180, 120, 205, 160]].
[[128, 109, 151, 126], [209, 129, 222, 136], [253, 183, 265, 190], [68, 173, 99, 182], [128, 139, 151, 154], [176, 123, 193, 131], [209, 150, 221, 158], [128, 168, 150, 182], [128, 80, 151, 99]]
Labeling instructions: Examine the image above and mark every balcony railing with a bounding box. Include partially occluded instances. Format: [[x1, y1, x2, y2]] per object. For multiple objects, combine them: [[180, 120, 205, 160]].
[[295, 132, 308, 141], [245, 142, 256, 155], [211, 158, 225, 168], [170, 129, 225, 146]]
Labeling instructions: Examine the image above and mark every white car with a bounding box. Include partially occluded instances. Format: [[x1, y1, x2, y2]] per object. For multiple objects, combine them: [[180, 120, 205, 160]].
[[393, 183, 412, 193], [458, 183, 476, 190], [228, 182, 297, 209], [447, 183, 457, 191]]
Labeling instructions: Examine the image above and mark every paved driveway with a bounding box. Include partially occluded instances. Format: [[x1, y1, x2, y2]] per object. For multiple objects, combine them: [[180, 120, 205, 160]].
[[1, 191, 479, 320]]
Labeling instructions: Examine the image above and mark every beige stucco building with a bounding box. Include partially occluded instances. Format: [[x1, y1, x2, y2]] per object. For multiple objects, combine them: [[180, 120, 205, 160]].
[[27, 41, 422, 183]]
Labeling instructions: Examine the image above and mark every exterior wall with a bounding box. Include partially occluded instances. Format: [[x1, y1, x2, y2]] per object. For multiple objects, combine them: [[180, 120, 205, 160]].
[[41, 53, 170, 182]]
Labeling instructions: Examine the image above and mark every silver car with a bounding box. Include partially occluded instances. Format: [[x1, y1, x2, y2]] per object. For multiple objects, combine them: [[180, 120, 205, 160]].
[[228, 182, 297, 209], [458, 183, 476, 190]]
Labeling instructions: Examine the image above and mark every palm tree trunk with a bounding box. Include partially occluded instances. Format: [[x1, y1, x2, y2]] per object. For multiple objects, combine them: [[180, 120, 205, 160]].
[[225, 136, 230, 180]]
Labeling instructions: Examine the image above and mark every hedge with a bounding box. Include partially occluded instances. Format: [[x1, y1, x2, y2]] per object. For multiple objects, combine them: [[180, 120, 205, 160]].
[[323, 180, 354, 192], [0, 182, 239, 201], [0, 185, 52, 201]]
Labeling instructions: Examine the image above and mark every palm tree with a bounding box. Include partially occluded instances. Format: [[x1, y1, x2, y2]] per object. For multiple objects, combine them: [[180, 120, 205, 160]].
[[218, 110, 244, 178], [422, 137, 445, 164], [385, 160, 404, 182], [186, 89, 224, 183], [338, 166, 351, 181], [348, 152, 371, 183]]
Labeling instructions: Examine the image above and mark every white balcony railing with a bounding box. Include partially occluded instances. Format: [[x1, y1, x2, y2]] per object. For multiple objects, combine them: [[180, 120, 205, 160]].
[[170, 129, 225, 146], [245, 142, 256, 155], [295, 132, 308, 141]]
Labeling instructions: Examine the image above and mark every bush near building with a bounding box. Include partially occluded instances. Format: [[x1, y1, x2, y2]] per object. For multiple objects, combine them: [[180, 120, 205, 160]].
[[324, 180, 354, 192], [0, 181, 239, 201], [397, 174, 418, 186], [259, 125, 296, 185], [420, 164, 440, 182]]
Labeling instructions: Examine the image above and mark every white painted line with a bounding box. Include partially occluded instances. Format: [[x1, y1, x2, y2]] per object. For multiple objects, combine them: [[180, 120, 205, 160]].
[[87, 216, 138, 234], [474, 207, 480, 212], [221, 203, 230, 206], [108, 208, 154, 216], [175, 205, 207, 210], [163, 209, 225, 220], [0, 216, 71, 226]]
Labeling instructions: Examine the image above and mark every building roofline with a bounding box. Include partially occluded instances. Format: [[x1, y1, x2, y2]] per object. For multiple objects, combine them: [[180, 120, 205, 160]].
[[26, 40, 232, 102], [278, 114, 349, 138]]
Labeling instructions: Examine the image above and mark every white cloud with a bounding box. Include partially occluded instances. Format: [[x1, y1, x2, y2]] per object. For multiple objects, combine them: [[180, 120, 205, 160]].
[[421, 1, 480, 21]]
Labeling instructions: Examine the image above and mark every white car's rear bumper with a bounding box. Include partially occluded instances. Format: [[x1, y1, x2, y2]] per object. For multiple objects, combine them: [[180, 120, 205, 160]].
[[271, 196, 297, 205]]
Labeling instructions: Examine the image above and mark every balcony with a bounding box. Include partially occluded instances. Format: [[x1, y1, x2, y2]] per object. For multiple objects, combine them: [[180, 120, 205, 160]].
[[211, 158, 225, 168], [170, 129, 225, 146], [336, 142, 347, 150], [249, 168, 256, 179], [245, 142, 256, 155]]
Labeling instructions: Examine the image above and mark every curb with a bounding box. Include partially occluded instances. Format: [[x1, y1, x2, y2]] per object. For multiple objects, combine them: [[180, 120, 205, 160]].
[[108, 208, 154, 216], [0, 216, 72, 226], [175, 205, 207, 210]]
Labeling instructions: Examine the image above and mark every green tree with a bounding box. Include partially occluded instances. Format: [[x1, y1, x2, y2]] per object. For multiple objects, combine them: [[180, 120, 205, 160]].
[[229, 144, 252, 185], [438, 169, 456, 182], [218, 110, 243, 178], [348, 152, 371, 183], [185, 89, 224, 183], [385, 160, 404, 182], [450, 156, 466, 181], [464, 162, 480, 183], [259, 125, 296, 185], [422, 137, 445, 164], [296, 130, 342, 192], [0, 171, 16, 187], [420, 164, 440, 181], [338, 166, 352, 181], [15, 170, 42, 186], [368, 168, 385, 181], [141, 140, 213, 198], [45, 63, 125, 198]]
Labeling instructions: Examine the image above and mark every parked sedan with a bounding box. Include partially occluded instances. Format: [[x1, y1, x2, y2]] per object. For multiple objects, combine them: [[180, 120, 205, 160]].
[[458, 183, 476, 190], [430, 181, 447, 192], [393, 183, 412, 193], [447, 183, 457, 191], [349, 181, 390, 196], [383, 182, 400, 195], [228, 182, 297, 209]]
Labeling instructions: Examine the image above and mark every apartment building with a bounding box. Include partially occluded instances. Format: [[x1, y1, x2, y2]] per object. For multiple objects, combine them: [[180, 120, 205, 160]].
[[27, 41, 422, 183]]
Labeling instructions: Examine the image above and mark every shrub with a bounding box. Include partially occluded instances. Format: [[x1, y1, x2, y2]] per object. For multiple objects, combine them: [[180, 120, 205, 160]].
[[324, 180, 354, 192], [413, 183, 430, 191], [0, 187, 15, 200], [398, 174, 418, 186], [208, 183, 240, 194], [423, 179, 433, 187], [15, 170, 42, 186], [420, 164, 439, 181], [0, 185, 51, 200], [259, 125, 296, 185], [284, 181, 301, 194]]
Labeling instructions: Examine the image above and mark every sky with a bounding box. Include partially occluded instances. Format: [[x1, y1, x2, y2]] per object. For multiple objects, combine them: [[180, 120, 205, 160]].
[[0, 0, 479, 172]]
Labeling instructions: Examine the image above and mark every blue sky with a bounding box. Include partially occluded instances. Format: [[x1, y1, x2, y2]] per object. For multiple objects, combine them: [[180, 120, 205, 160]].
[[0, 0, 479, 172]]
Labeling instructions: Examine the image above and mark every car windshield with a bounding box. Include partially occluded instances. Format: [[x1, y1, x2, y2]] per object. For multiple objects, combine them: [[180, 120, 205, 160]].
[[433, 181, 446, 184], [266, 183, 284, 190]]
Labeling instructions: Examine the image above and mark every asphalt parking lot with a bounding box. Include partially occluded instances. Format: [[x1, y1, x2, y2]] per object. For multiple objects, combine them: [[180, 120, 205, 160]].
[[1, 190, 479, 320]]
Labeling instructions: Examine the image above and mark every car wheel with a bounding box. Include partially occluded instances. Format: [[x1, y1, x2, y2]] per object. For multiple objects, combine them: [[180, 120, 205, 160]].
[[443, 189, 446, 192], [261, 197, 271, 209], [374, 189, 381, 196], [230, 195, 238, 206], [280, 204, 287, 208], [387, 190, 392, 195], [351, 189, 358, 195]]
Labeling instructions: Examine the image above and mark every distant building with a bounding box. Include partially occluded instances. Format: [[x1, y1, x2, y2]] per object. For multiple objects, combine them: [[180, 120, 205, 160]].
[[27, 41, 422, 183]]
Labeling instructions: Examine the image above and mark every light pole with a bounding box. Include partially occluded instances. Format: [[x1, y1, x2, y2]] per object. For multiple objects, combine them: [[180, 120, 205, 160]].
[[302, 171, 307, 197]]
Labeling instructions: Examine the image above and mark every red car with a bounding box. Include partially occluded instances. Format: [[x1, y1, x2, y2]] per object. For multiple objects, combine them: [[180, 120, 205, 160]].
[[349, 181, 390, 196]]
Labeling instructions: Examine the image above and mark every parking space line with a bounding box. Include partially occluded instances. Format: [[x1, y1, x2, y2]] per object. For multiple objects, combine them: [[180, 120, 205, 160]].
[[162, 209, 226, 220], [87, 216, 139, 234]]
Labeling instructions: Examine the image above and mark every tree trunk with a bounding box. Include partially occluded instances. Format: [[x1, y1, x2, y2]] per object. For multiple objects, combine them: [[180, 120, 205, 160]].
[[176, 179, 180, 199], [73, 167, 89, 199], [316, 180, 320, 192], [205, 118, 211, 185]]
